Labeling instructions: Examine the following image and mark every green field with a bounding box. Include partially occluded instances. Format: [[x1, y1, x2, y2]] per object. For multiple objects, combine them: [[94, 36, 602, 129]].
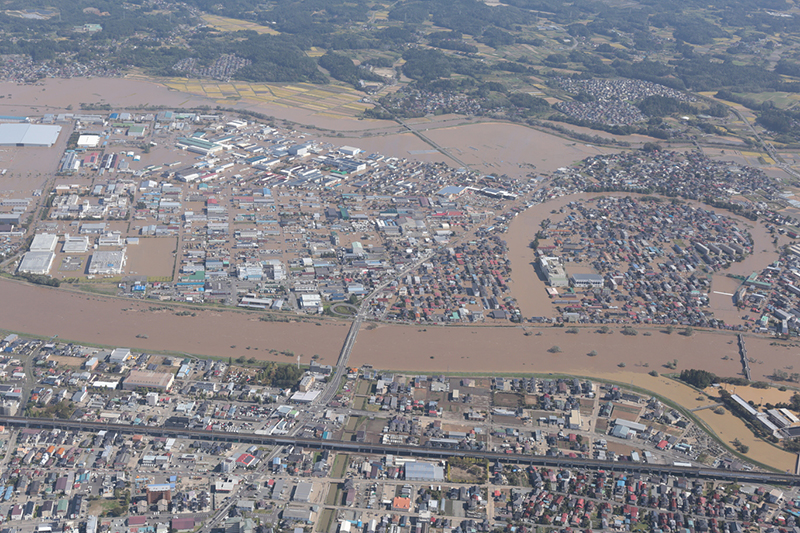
[[331, 454, 349, 478], [317, 508, 336, 532]]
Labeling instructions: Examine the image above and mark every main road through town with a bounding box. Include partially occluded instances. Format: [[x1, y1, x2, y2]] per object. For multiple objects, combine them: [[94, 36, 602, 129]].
[[317, 249, 436, 406]]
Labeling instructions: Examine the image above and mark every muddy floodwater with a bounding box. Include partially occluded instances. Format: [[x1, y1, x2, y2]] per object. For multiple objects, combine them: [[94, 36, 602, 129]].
[[0, 278, 348, 364]]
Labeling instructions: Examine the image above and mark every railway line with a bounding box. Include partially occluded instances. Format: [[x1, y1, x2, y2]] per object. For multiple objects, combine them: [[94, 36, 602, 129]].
[[3, 415, 799, 486]]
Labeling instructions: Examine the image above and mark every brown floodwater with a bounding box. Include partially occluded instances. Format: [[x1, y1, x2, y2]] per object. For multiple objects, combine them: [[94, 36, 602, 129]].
[[0, 278, 348, 363]]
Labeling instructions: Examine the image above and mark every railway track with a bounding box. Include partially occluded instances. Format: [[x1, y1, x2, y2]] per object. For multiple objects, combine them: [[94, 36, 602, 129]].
[[3, 415, 799, 486]]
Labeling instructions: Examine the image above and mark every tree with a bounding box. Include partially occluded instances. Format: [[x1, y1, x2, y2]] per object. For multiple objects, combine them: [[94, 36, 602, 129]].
[[679, 369, 717, 389], [682, 327, 694, 337], [772, 369, 789, 381], [649, 370, 659, 377], [587, 350, 598, 357], [548, 346, 562, 353], [621, 326, 638, 336], [791, 393, 800, 411], [642, 142, 663, 152], [665, 325, 674, 334]]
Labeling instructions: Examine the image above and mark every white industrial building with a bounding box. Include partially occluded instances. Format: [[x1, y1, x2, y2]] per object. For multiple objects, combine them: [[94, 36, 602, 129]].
[[299, 293, 322, 313], [264, 259, 286, 280], [77, 134, 100, 148], [109, 348, 132, 364], [98, 232, 123, 246], [571, 273, 604, 288], [63, 234, 90, 253], [0, 124, 62, 147], [88, 250, 126, 275], [338, 146, 362, 156], [18, 251, 55, 275], [29, 233, 58, 253], [539, 256, 568, 287]]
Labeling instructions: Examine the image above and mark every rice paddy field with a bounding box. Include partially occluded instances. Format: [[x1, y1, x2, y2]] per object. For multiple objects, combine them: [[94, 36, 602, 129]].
[[201, 14, 280, 35], [163, 78, 371, 118]]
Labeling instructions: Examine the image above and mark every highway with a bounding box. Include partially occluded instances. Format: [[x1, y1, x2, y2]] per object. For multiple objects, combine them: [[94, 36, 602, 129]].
[[379, 104, 472, 170], [727, 105, 800, 181], [3, 415, 800, 486]]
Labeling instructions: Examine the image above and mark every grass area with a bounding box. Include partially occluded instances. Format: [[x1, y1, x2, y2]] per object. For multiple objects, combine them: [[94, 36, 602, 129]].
[[163, 79, 369, 119], [733, 91, 800, 109], [324, 483, 342, 506], [331, 454, 349, 478], [356, 379, 372, 395], [88, 497, 128, 517], [494, 391, 523, 408], [72, 283, 119, 295]]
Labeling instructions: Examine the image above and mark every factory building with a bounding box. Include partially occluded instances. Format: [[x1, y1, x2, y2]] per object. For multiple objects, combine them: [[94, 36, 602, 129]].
[[88, 251, 126, 275], [18, 252, 55, 275], [122, 370, 175, 392], [0, 124, 62, 147], [29, 233, 58, 252]]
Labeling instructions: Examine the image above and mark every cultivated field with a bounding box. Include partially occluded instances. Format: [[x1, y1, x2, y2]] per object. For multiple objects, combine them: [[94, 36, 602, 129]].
[[201, 14, 281, 35], [162, 78, 370, 119]]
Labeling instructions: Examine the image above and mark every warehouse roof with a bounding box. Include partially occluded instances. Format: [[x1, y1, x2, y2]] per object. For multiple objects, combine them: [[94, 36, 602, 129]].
[[571, 273, 604, 281], [0, 124, 62, 146], [18, 251, 55, 275], [30, 233, 58, 252], [124, 370, 174, 390], [404, 461, 444, 481]]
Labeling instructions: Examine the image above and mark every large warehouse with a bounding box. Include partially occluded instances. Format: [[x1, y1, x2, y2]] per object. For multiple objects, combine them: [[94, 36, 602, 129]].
[[123, 370, 175, 391], [404, 461, 445, 481], [29, 233, 58, 253], [0, 124, 62, 147], [18, 251, 55, 275], [88, 251, 126, 275]]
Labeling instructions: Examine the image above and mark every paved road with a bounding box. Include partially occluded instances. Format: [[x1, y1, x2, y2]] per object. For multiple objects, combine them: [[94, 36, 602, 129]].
[[728, 106, 800, 180], [387, 110, 472, 170], [317, 250, 436, 406]]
